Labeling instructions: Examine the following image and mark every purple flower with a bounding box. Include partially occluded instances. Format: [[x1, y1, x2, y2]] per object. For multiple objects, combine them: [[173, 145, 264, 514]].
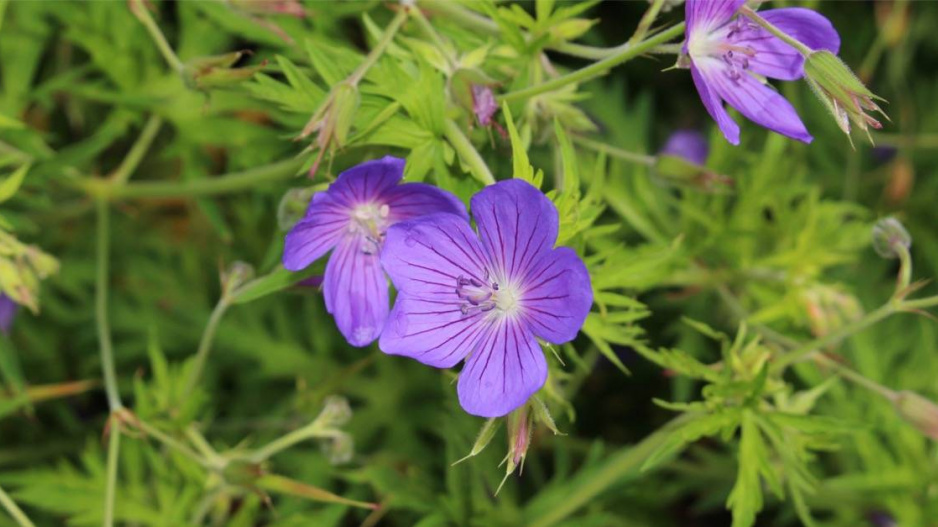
[[683, 0, 840, 144], [378, 180, 593, 417], [0, 294, 17, 336], [471, 85, 498, 127], [660, 129, 709, 165], [282, 156, 467, 347]]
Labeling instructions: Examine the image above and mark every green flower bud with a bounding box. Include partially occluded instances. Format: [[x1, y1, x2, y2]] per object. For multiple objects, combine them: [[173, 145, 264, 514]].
[[872, 217, 911, 259], [320, 432, 354, 465], [277, 187, 318, 231], [221, 261, 255, 295], [329, 82, 360, 149], [315, 395, 352, 428], [894, 391, 938, 440], [803, 50, 888, 143], [182, 52, 265, 91]]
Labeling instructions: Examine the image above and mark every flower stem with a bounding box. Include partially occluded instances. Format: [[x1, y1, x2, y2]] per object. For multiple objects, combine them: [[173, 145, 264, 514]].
[[811, 354, 899, 402], [180, 297, 231, 400], [629, 0, 667, 45], [248, 422, 340, 463], [95, 199, 122, 411], [442, 119, 496, 186], [129, 0, 184, 72], [0, 484, 35, 527], [110, 115, 162, 185], [772, 303, 897, 372], [94, 157, 305, 200], [571, 136, 656, 166], [894, 243, 913, 296], [739, 5, 813, 56], [103, 425, 120, 527], [498, 23, 686, 103], [349, 8, 408, 86], [129, 414, 215, 469]]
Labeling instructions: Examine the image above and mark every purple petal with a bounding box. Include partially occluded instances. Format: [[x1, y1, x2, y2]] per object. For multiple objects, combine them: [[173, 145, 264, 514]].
[[382, 183, 468, 223], [470, 179, 558, 282], [761, 8, 840, 54], [660, 130, 709, 165], [457, 319, 547, 417], [0, 294, 17, 335], [520, 247, 592, 345], [326, 156, 405, 208], [690, 64, 740, 145], [282, 191, 349, 271], [323, 235, 389, 347], [725, 8, 840, 81], [380, 213, 490, 297], [686, 0, 745, 35], [697, 60, 812, 143], [379, 293, 488, 368]]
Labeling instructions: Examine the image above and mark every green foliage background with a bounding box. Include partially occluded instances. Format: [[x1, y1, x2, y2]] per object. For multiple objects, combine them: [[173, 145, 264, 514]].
[[0, 1, 937, 526]]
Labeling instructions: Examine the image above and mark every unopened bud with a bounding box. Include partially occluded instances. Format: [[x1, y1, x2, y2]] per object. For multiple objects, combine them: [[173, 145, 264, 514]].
[[315, 395, 352, 428], [894, 391, 938, 440], [221, 261, 255, 294], [803, 51, 888, 143], [222, 459, 265, 486], [328, 83, 360, 149], [872, 217, 911, 259], [277, 187, 318, 231], [183, 52, 265, 91], [320, 432, 354, 465], [471, 85, 498, 128]]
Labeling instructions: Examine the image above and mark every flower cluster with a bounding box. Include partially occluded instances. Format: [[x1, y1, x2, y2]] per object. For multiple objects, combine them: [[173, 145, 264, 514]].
[[283, 157, 592, 417]]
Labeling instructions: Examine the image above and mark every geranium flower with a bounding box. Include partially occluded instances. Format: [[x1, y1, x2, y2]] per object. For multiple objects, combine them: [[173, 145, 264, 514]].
[[683, 0, 840, 144], [660, 129, 709, 165], [378, 180, 592, 417], [282, 156, 467, 347], [0, 294, 17, 335]]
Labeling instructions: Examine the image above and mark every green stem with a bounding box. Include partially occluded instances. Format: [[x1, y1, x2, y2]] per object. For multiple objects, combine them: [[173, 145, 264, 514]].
[[130, 0, 184, 72], [442, 119, 496, 185], [409, 6, 457, 67], [499, 23, 686, 103], [0, 484, 35, 527], [812, 354, 899, 402], [96, 157, 304, 200], [902, 295, 938, 311], [526, 414, 693, 527], [571, 136, 656, 166], [772, 303, 897, 372], [894, 243, 912, 296], [95, 199, 122, 411], [103, 426, 120, 527], [180, 297, 231, 400], [349, 8, 408, 86], [249, 423, 340, 463], [111, 115, 162, 185], [423, 1, 626, 60], [629, 0, 667, 45], [739, 6, 813, 56], [131, 416, 214, 469]]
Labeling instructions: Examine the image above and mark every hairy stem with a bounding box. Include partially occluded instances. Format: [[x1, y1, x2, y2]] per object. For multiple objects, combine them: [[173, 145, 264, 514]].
[[739, 5, 813, 56], [249, 423, 341, 463], [95, 199, 122, 411], [349, 8, 408, 86], [629, 0, 667, 45], [111, 115, 162, 185], [0, 484, 35, 527], [129, 0, 184, 72], [571, 136, 656, 166], [499, 23, 686, 103], [442, 119, 496, 185], [180, 297, 231, 400], [103, 426, 120, 527]]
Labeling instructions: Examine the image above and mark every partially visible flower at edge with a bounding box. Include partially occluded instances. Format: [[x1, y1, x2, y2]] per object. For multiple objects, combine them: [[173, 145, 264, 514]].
[[282, 156, 467, 347], [660, 129, 709, 165], [378, 179, 593, 417], [0, 293, 18, 336], [682, 0, 840, 145]]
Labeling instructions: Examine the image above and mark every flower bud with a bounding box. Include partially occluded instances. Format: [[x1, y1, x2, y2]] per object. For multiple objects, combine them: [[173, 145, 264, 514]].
[[301, 83, 360, 177], [894, 391, 938, 440], [315, 395, 353, 428], [871, 217, 911, 259], [802, 50, 888, 142], [220, 261, 255, 295], [182, 52, 265, 91], [471, 85, 498, 128], [277, 187, 318, 231], [320, 432, 354, 465]]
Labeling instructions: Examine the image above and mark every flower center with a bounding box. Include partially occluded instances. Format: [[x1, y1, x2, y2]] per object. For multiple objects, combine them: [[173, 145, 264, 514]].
[[687, 16, 760, 82], [455, 272, 521, 317], [350, 202, 390, 254]]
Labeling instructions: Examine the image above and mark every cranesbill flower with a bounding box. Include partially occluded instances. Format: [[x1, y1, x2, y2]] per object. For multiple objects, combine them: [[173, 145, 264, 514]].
[[683, 0, 840, 144], [283, 156, 467, 347], [378, 180, 592, 417], [660, 129, 709, 165], [0, 294, 17, 335]]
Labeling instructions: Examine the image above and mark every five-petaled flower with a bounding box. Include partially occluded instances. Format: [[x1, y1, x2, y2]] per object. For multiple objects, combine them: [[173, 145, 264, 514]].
[[282, 156, 467, 347], [378, 180, 593, 417], [683, 0, 840, 144]]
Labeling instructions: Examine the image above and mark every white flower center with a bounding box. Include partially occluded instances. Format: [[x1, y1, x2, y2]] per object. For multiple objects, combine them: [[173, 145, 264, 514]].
[[350, 202, 390, 254]]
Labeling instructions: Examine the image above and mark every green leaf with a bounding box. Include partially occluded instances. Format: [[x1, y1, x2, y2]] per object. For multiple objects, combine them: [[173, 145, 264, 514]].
[[0, 163, 29, 203], [502, 102, 542, 188]]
